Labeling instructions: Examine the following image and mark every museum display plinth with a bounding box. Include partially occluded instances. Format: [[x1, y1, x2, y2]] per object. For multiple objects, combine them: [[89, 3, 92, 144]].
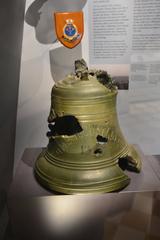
[[7, 147, 160, 240]]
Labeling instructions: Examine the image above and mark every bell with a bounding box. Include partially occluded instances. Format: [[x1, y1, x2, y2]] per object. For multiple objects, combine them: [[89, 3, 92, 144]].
[[35, 59, 141, 194]]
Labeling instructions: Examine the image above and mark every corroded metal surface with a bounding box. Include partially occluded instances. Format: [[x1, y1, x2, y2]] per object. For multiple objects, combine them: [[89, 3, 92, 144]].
[[35, 60, 141, 194]]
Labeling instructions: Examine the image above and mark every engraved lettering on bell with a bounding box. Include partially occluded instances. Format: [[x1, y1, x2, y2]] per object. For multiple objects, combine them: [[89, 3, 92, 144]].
[[35, 59, 142, 194]]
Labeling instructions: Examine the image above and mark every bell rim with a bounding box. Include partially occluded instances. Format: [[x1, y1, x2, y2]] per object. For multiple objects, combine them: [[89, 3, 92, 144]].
[[34, 149, 131, 194], [35, 163, 130, 195]]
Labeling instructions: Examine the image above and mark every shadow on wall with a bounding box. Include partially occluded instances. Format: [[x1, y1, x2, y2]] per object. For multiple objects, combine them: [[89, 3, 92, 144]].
[[25, 0, 87, 82], [25, 0, 87, 44]]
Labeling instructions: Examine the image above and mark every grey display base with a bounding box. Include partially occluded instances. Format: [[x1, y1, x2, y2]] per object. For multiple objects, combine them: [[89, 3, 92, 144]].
[[7, 147, 160, 240], [9, 146, 160, 198]]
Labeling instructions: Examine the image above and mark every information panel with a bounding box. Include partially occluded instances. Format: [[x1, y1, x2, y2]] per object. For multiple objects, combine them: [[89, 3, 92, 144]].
[[89, 0, 132, 64]]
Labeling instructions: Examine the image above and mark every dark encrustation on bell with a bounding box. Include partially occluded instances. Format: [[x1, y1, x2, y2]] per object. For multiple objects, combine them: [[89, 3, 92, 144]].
[[35, 59, 142, 194], [75, 59, 89, 80]]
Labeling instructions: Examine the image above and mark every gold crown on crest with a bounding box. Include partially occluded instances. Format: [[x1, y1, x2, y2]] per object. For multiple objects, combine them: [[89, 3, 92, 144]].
[[66, 19, 74, 24]]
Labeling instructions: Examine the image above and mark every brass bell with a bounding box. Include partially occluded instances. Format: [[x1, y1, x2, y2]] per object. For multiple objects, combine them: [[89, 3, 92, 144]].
[[35, 59, 141, 194]]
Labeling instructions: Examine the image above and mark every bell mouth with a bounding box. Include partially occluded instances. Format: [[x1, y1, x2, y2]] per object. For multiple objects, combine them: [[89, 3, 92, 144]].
[[34, 144, 141, 194], [35, 150, 130, 195]]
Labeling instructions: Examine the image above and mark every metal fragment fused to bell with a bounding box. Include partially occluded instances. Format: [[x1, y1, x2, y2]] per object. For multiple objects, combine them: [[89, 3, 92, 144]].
[[35, 59, 141, 194]]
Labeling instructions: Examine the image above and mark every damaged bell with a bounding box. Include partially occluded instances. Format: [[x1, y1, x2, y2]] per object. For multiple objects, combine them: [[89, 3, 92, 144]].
[[35, 59, 141, 194]]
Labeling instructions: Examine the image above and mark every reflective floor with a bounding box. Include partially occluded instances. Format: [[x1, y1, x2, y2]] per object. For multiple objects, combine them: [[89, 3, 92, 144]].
[[102, 191, 160, 240], [6, 191, 160, 240]]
